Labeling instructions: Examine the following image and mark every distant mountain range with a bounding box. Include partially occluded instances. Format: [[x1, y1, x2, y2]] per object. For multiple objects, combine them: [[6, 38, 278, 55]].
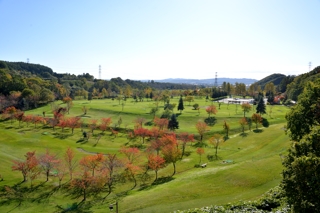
[[142, 78, 258, 86]]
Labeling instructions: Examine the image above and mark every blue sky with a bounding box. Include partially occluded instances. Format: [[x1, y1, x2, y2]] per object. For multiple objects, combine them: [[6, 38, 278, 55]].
[[1, 0, 320, 80]]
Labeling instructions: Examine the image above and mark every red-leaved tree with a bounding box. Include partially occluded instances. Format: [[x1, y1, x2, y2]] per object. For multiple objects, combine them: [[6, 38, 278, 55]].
[[38, 149, 60, 182], [148, 154, 165, 181], [178, 132, 194, 159]]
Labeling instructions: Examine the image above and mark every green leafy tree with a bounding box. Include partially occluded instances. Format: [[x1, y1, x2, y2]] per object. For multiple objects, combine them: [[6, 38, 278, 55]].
[[282, 126, 320, 212], [282, 79, 320, 212], [285, 80, 320, 141]]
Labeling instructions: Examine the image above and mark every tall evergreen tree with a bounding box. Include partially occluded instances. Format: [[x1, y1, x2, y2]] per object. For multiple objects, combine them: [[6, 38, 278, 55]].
[[168, 114, 179, 131], [177, 95, 184, 113], [256, 97, 266, 115]]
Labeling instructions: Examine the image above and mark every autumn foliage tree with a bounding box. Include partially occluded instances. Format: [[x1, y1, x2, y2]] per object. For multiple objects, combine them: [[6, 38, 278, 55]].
[[239, 117, 248, 134], [196, 148, 205, 164], [209, 134, 224, 159], [119, 147, 141, 164], [101, 154, 123, 194], [12, 151, 39, 183], [162, 143, 181, 177], [64, 147, 77, 180], [79, 153, 104, 177], [134, 127, 151, 144], [241, 102, 252, 118], [153, 117, 169, 130], [67, 117, 82, 134], [148, 154, 165, 181], [195, 121, 209, 143], [251, 113, 263, 130], [222, 120, 230, 138], [62, 96, 73, 114], [2, 106, 17, 124], [178, 132, 194, 158], [38, 149, 60, 182], [88, 119, 98, 134], [14, 110, 25, 127], [100, 117, 112, 133], [205, 105, 217, 118]]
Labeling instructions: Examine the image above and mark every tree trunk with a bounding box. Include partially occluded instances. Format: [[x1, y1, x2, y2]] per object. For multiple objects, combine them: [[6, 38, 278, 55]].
[[172, 162, 176, 177]]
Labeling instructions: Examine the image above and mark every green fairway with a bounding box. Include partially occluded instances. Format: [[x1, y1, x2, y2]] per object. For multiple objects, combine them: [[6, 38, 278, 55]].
[[0, 98, 290, 213]]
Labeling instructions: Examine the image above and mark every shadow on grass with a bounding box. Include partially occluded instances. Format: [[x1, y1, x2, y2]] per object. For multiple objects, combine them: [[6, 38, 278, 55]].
[[53, 133, 72, 139], [76, 138, 88, 144], [204, 117, 217, 126], [77, 115, 91, 118], [253, 129, 263, 133], [55, 201, 94, 213], [240, 132, 248, 137], [138, 176, 174, 191], [152, 176, 174, 186], [193, 142, 208, 148], [262, 118, 269, 128]]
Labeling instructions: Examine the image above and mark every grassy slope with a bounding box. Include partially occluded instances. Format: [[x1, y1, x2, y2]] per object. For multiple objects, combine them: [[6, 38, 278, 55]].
[[0, 98, 290, 212]]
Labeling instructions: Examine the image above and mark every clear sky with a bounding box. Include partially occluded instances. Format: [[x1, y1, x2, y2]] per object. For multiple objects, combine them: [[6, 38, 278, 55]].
[[1, 0, 320, 81]]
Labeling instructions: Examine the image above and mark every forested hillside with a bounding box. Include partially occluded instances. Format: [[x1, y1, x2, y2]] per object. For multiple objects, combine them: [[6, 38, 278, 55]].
[[254, 73, 286, 89], [2, 60, 320, 111]]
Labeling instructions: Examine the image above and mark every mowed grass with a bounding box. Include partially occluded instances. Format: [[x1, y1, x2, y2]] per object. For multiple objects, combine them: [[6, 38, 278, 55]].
[[0, 98, 291, 213]]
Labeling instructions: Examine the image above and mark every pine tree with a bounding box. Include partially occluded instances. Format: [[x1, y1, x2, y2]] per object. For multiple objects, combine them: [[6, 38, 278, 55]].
[[168, 114, 179, 131], [256, 97, 266, 115], [177, 95, 184, 113]]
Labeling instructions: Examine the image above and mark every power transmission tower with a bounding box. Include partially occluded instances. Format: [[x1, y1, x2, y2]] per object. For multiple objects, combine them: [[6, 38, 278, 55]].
[[99, 65, 101, 79], [309, 62, 312, 72], [214, 72, 218, 88], [27, 58, 29, 63]]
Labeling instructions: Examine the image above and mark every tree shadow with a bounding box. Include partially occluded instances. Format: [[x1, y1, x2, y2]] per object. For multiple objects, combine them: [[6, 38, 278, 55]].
[[193, 142, 207, 148], [53, 132, 72, 139], [204, 117, 217, 126], [253, 129, 263, 133], [76, 138, 88, 144], [240, 132, 248, 137], [55, 201, 94, 213], [151, 176, 174, 186], [262, 118, 269, 128], [77, 115, 91, 118]]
